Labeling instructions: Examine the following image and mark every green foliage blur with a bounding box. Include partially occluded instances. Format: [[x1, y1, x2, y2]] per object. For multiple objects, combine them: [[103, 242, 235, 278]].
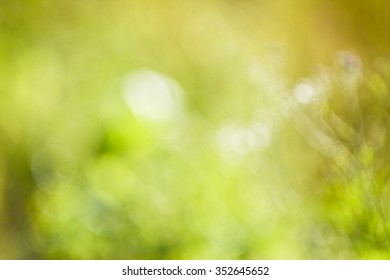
[[1, 0, 390, 259]]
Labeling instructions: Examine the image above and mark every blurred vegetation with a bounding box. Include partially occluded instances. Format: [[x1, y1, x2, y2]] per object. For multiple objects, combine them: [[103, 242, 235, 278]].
[[1, 0, 390, 259]]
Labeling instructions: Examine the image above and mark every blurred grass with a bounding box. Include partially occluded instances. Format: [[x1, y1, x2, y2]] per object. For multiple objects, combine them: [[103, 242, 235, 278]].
[[0, 0, 390, 259]]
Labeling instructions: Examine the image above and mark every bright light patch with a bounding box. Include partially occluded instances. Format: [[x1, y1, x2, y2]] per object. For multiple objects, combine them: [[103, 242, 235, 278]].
[[122, 69, 184, 123], [294, 82, 315, 104], [216, 121, 272, 161]]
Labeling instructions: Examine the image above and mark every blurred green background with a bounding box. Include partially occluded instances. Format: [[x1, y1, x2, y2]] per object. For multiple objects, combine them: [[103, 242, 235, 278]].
[[1, 0, 390, 259]]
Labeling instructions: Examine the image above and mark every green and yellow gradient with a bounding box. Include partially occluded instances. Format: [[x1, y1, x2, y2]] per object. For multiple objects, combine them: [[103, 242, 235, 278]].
[[0, 0, 390, 259]]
